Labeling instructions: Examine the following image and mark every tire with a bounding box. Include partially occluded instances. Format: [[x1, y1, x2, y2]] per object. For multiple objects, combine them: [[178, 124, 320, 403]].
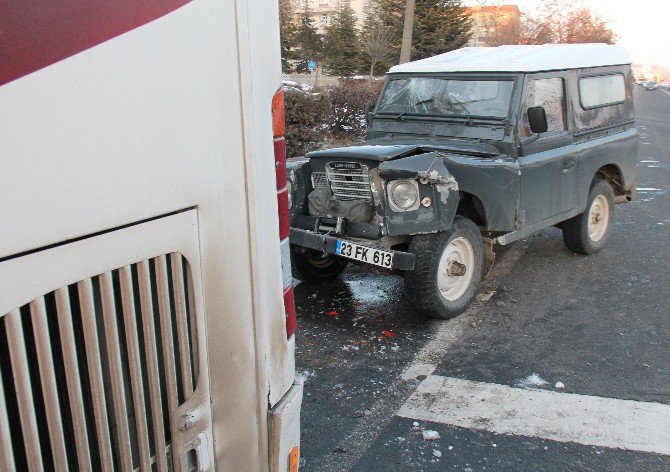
[[404, 217, 484, 319], [291, 246, 348, 283], [561, 178, 615, 255]]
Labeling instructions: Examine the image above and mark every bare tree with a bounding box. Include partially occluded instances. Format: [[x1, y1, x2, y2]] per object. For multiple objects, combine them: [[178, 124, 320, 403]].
[[518, 12, 553, 45], [362, 26, 395, 80], [565, 7, 617, 44], [522, 0, 617, 45]]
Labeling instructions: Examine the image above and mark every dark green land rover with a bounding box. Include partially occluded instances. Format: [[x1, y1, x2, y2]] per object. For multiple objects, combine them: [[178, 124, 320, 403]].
[[287, 44, 638, 319]]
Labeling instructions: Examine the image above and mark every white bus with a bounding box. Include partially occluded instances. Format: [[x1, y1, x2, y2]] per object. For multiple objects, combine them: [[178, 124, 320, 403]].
[[0, 1, 302, 471]]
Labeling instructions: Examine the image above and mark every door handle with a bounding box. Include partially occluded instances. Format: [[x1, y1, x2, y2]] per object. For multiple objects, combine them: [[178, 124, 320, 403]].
[[563, 160, 576, 171]]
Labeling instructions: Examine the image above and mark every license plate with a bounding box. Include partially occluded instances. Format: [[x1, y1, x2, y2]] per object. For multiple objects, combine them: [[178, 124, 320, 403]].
[[335, 240, 394, 268]]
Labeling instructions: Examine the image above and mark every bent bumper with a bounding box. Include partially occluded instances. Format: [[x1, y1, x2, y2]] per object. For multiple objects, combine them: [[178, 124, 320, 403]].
[[289, 228, 416, 270]]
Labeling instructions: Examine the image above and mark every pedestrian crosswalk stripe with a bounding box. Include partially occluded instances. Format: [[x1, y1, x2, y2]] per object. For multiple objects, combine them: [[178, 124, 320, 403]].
[[398, 375, 670, 455]]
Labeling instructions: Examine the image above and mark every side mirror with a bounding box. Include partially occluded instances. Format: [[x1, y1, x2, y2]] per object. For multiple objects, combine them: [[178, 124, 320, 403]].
[[365, 102, 375, 126], [527, 106, 548, 134]]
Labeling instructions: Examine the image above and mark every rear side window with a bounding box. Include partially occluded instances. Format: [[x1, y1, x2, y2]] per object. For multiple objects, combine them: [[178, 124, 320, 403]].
[[579, 74, 626, 109], [521, 78, 566, 137]]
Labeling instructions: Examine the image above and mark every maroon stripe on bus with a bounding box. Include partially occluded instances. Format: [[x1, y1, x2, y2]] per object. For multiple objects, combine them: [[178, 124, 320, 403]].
[[0, 0, 192, 86]]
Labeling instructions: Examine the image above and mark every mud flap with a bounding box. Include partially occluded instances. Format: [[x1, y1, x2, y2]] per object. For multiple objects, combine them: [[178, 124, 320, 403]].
[[483, 238, 496, 278]]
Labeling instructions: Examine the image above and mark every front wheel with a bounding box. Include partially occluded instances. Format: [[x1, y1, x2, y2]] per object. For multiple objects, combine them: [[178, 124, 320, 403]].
[[405, 217, 484, 319], [561, 178, 614, 255], [291, 246, 348, 283]]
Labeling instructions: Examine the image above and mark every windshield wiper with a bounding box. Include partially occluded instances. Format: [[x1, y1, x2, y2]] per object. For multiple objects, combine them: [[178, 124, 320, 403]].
[[447, 93, 472, 124], [395, 98, 435, 120]]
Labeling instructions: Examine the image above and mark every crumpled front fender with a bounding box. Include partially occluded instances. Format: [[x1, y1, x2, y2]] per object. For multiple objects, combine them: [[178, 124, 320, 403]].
[[378, 152, 460, 236]]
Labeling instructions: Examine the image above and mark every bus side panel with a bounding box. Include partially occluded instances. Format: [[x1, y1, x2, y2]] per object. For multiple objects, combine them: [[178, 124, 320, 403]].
[[0, 1, 282, 469], [236, 0, 301, 469]]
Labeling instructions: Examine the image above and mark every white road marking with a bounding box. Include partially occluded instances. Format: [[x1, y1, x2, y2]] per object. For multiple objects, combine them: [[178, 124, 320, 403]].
[[662, 89, 670, 97], [318, 246, 525, 470], [398, 375, 670, 455]]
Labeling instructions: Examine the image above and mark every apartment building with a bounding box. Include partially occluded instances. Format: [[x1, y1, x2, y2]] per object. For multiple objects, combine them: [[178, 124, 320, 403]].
[[295, 0, 368, 33], [465, 4, 521, 47]]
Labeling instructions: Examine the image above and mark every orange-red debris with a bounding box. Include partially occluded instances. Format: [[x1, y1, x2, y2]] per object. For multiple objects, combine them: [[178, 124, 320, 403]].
[[326, 310, 339, 316], [382, 331, 397, 338]]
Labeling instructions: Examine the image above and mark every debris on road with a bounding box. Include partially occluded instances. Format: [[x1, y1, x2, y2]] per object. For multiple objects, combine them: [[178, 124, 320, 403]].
[[555, 381, 565, 389], [495, 301, 506, 308], [326, 310, 339, 316], [422, 430, 441, 440], [517, 373, 549, 389], [432, 449, 442, 458], [300, 371, 316, 383], [477, 290, 496, 302], [382, 330, 397, 338]]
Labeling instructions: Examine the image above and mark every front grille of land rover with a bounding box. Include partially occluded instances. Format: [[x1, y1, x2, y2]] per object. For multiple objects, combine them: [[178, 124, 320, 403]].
[[0, 253, 197, 471], [324, 163, 373, 202], [311, 172, 328, 191]]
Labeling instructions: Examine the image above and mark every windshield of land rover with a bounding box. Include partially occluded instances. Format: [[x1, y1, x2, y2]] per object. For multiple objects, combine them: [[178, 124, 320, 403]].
[[376, 77, 514, 119]]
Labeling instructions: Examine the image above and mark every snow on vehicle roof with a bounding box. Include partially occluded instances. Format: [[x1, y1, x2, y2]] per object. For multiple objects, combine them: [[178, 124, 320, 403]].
[[389, 44, 631, 74]]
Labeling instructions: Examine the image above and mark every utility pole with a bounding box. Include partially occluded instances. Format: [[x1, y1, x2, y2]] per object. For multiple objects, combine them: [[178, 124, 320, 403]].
[[399, 0, 415, 64]]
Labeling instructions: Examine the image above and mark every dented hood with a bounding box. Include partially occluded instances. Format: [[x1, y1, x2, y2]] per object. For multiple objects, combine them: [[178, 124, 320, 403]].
[[305, 142, 499, 162]]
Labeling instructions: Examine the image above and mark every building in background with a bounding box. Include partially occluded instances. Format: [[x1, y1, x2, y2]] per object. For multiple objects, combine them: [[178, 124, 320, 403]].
[[465, 4, 520, 47], [296, 0, 368, 33]]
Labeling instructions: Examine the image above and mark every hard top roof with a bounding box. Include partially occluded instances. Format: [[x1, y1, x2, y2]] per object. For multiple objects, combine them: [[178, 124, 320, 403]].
[[389, 44, 631, 74]]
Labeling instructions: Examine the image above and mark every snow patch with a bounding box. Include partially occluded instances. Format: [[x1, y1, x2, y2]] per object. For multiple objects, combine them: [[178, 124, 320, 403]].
[[422, 430, 441, 440], [300, 370, 316, 383], [517, 373, 549, 389]]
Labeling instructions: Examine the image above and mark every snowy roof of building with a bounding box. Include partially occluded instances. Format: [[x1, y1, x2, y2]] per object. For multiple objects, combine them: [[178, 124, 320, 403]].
[[388, 44, 631, 74]]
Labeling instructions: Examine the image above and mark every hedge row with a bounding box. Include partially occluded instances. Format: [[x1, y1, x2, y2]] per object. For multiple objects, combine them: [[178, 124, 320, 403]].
[[284, 80, 382, 158]]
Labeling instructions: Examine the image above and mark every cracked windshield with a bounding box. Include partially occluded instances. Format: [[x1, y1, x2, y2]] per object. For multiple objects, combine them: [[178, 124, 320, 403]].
[[376, 77, 514, 118]]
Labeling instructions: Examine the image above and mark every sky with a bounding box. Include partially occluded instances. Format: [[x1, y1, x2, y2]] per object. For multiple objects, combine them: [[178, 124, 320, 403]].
[[465, 0, 670, 69]]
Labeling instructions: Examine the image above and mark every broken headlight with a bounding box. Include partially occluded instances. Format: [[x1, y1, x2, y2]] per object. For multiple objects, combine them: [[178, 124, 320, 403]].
[[388, 179, 420, 211]]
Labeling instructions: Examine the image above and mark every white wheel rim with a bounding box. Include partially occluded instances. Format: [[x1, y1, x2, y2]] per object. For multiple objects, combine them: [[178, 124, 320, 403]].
[[587, 195, 610, 242], [437, 237, 475, 301]]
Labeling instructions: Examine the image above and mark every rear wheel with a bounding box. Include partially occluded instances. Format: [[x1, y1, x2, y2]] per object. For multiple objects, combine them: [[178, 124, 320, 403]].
[[291, 246, 348, 283], [405, 217, 484, 319], [562, 179, 614, 255]]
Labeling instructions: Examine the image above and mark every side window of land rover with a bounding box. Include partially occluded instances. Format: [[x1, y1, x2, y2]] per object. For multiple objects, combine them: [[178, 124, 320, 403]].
[[521, 77, 566, 137], [578, 74, 626, 108]]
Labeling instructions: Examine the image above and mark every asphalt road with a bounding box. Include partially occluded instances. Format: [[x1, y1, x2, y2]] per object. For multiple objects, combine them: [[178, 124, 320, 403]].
[[294, 86, 670, 472]]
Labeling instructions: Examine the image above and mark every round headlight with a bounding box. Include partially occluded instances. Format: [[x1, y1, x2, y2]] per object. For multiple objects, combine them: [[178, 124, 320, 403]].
[[390, 180, 419, 210]]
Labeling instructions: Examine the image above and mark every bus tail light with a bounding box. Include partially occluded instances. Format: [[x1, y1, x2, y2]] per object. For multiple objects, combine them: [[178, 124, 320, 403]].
[[273, 87, 296, 339], [283, 286, 297, 338], [277, 187, 290, 240]]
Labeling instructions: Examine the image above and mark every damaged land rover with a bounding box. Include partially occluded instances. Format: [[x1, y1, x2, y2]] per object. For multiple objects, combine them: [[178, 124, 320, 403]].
[[287, 44, 638, 319]]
